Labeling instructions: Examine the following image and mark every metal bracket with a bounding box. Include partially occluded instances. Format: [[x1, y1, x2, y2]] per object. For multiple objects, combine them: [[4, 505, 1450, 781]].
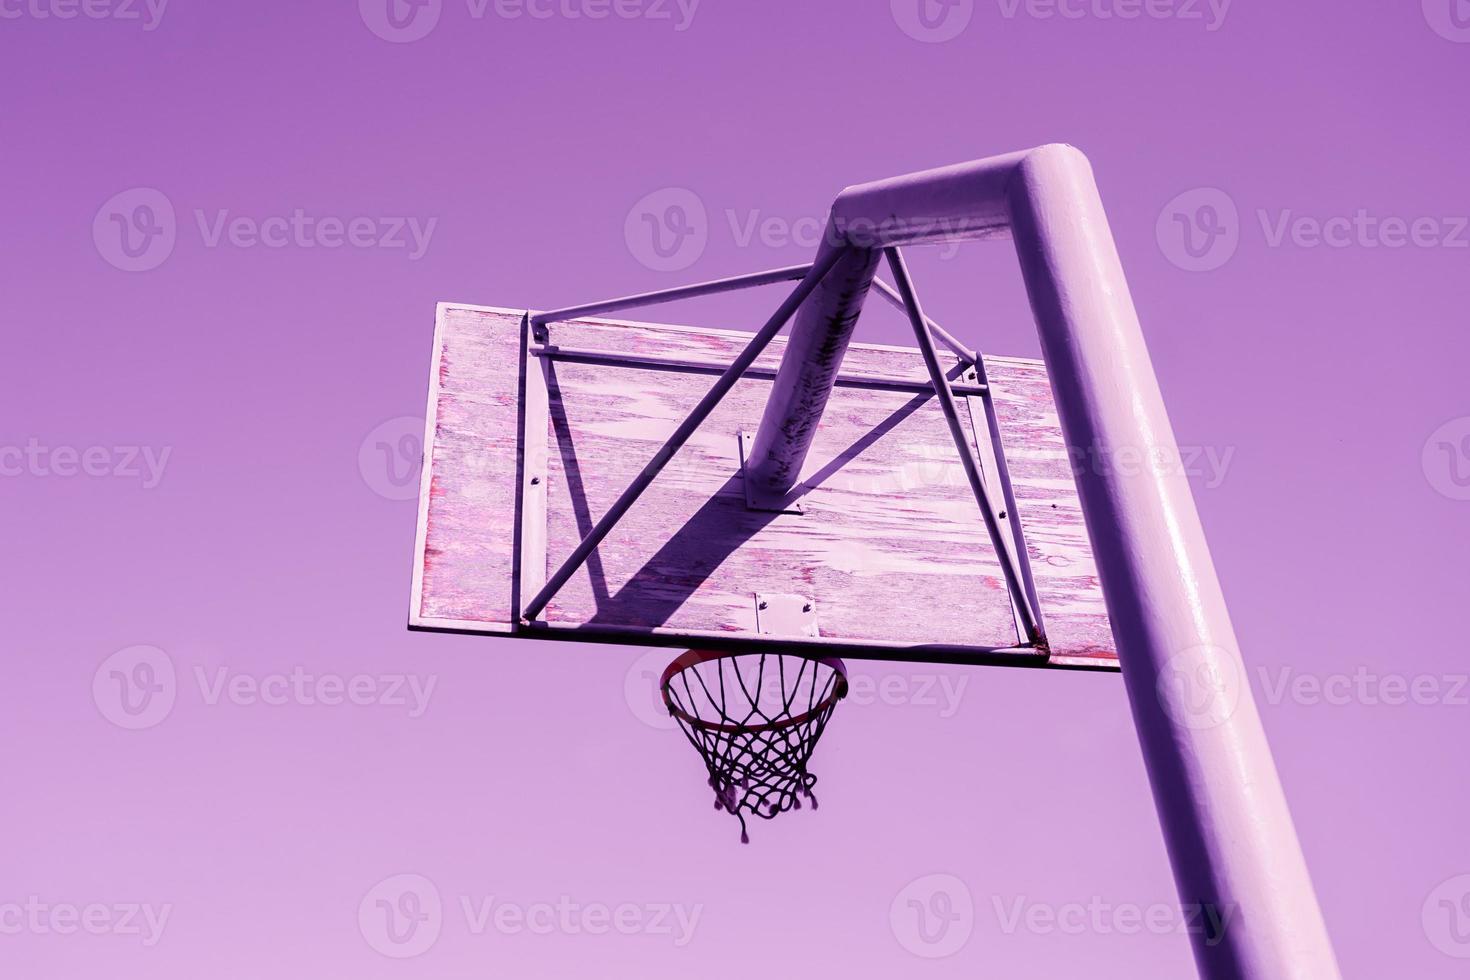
[[738, 431, 804, 514], [963, 368, 1041, 648], [753, 593, 818, 637]]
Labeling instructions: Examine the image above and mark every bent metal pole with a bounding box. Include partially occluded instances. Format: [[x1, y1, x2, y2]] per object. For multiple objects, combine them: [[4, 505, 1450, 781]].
[[749, 146, 1342, 980], [1006, 148, 1342, 978], [741, 234, 879, 497]]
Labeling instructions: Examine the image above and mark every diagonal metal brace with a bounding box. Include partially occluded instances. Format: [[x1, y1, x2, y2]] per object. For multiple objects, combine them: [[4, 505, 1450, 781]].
[[882, 247, 1042, 647], [870, 276, 980, 365], [528, 261, 981, 366], [530, 264, 813, 329], [519, 246, 852, 624]]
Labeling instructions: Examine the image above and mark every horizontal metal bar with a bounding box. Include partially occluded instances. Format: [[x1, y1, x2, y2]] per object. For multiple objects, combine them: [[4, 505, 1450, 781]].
[[519, 621, 1056, 664], [520, 248, 849, 624], [412, 614, 1107, 668], [531, 264, 813, 328], [871, 276, 980, 364], [528, 343, 987, 396]]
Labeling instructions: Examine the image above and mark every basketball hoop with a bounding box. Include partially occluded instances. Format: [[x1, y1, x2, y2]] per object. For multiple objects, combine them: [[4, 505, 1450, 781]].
[[660, 649, 848, 843], [408, 144, 1344, 974]]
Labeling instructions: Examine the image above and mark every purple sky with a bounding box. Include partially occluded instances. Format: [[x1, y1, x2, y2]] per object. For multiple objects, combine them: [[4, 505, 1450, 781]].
[[3, 2, 1468, 977]]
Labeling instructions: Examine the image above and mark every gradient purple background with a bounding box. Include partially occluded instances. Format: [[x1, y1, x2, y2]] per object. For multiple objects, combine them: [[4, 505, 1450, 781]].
[[3, 2, 1468, 977]]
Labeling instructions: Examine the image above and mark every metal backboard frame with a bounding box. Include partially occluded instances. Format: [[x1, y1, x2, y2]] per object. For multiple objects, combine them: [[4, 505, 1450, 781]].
[[410, 302, 1117, 669]]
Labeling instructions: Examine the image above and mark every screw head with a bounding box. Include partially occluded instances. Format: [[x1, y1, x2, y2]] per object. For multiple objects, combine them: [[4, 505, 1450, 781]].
[[530, 476, 541, 485], [758, 600, 769, 610]]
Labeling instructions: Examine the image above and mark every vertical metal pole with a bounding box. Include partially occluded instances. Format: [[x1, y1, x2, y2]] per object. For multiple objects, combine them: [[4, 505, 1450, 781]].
[[1006, 145, 1341, 980]]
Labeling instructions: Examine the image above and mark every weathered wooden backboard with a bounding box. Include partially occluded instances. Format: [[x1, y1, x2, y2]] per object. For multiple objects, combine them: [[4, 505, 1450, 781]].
[[410, 303, 1117, 670]]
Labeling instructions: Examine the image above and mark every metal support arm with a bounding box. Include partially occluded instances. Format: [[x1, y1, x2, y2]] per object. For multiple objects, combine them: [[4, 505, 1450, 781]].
[[519, 247, 851, 624], [883, 247, 1039, 644], [531, 264, 812, 328]]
